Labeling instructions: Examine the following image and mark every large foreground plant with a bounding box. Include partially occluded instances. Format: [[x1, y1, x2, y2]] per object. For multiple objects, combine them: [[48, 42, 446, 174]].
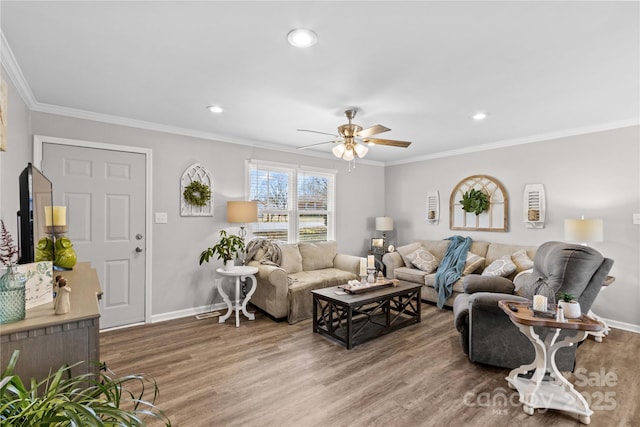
[[0, 350, 171, 426]]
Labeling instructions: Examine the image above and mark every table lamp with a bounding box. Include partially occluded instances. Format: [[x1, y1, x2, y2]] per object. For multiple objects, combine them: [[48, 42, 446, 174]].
[[564, 216, 603, 246], [227, 201, 258, 240], [376, 216, 394, 250]]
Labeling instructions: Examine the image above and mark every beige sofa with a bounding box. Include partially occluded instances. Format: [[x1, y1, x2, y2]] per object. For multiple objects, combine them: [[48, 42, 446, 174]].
[[247, 241, 360, 323], [382, 239, 537, 307]]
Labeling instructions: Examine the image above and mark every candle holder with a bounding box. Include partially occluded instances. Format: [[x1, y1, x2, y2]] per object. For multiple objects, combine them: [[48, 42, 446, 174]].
[[367, 268, 376, 283], [45, 225, 77, 271]]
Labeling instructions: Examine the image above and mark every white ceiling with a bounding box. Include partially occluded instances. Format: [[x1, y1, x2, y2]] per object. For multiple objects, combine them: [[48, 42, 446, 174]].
[[1, 1, 638, 164]]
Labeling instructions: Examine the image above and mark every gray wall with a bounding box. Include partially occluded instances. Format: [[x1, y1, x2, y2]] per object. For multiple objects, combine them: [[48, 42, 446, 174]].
[[385, 126, 640, 327], [0, 68, 31, 239], [2, 64, 639, 328], [27, 112, 385, 316]]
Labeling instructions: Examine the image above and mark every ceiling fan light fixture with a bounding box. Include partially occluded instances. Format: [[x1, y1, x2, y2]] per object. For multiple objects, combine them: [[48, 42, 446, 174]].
[[287, 28, 318, 48], [354, 143, 369, 158], [342, 148, 355, 161], [332, 143, 346, 158]]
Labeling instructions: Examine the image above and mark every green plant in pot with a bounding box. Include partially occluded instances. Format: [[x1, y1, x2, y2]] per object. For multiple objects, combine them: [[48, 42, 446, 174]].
[[0, 350, 171, 426], [557, 291, 581, 319], [199, 230, 245, 270]]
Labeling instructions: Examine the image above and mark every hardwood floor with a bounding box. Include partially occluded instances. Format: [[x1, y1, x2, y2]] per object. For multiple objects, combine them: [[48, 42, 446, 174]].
[[100, 304, 640, 427]]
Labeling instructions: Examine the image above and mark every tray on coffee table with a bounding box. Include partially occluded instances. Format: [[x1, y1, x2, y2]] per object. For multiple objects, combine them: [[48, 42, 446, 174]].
[[339, 279, 397, 294]]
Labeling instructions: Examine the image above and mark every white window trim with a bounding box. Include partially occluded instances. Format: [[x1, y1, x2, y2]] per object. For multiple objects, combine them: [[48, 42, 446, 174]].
[[246, 159, 336, 243]]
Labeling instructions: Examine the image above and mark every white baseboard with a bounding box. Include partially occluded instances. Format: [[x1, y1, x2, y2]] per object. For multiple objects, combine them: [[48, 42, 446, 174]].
[[601, 317, 640, 334], [150, 302, 229, 324]]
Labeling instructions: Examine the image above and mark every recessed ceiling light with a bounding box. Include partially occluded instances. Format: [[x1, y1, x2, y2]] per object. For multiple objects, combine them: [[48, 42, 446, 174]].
[[206, 105, 224, 114], [472, 112, 488, 121], [287, 28, 318, 48]]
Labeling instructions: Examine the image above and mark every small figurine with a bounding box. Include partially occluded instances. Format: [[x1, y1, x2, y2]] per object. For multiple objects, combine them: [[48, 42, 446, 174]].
[[54, 277, 71, 315], [376, 271, 385, 283]]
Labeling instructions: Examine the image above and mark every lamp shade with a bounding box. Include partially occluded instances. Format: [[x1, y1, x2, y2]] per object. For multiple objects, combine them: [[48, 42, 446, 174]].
[[375, 216, 394, 231], [227, 201, 258, 223], [564, 218, 603, 243]]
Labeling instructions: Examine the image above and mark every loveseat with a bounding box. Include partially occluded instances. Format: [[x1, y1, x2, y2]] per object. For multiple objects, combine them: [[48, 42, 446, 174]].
[[382, 239, 537, 307], [247, 241, 360, 323]]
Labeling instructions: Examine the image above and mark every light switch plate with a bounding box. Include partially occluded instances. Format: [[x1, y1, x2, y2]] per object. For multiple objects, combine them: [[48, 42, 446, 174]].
[[155, 212, 168, 224], [633, 213, 640, 225]]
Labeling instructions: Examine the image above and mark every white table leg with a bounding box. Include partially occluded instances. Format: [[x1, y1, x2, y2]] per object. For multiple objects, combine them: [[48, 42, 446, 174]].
[[587, 309, 609, 342], [506, 324, 593, 423], [217, 279, 233, 324], [234, 276, 241, 327], [240, 274, 257, 321]]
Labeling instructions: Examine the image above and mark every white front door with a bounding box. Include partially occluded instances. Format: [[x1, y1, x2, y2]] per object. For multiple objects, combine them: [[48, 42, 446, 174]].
[[42, 143, 147, 329]]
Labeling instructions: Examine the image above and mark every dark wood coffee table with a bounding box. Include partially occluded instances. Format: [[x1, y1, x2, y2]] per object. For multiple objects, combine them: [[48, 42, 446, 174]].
[[312, 282, 421, 349]]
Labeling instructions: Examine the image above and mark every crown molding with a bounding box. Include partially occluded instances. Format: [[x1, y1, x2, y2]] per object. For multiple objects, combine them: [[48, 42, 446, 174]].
[[384, 118, 640, 166], [1, 31, 37, 108]]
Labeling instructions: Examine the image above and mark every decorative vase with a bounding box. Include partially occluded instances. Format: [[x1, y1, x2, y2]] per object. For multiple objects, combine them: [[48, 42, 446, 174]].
[[559, 300, 581, 319], [224, 260, 235, 271], [0, 265, 27, 324]]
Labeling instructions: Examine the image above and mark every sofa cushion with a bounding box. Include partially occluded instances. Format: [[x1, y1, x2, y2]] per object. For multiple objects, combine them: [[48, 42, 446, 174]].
[[280, 244, 303, 274], [396, 242, 423, 267], [425, 274, 465, 293], [406, 246, 440, 273], [463, 252, 485, 275], [298, 241, 337, 271], [482, 255, 517, 277], [393, 266, 428, 284], [511, 248, 534, 272], [464, 274, 515, 294], [287, 268, 359, 323]]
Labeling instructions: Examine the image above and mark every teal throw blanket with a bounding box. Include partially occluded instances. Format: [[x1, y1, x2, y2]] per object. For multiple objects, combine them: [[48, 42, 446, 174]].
[[434, 236, 472, 308]]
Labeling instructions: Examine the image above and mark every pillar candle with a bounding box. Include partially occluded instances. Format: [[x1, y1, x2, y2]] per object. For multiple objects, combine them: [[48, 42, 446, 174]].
[[45, 206, 53, 226], [367, 255, 375, 269], [359, 258, 367, 276], [52, 206, 67, 226], [533, 295, 547, 312]]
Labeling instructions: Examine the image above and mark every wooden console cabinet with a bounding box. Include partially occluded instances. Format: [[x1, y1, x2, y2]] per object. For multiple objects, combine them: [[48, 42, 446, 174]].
[[0, 263, 102, 382]]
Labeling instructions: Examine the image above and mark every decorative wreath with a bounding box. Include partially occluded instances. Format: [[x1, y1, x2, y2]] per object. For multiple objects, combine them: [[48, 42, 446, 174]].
[[460, 188, 489, 215], [183, 181, 211, 207]]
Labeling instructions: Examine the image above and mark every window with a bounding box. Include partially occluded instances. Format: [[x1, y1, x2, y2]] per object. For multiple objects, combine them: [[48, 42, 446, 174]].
[[248, 160, 335, 243]]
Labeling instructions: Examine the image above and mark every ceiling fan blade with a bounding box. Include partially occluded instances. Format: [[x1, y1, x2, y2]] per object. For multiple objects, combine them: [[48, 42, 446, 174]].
[[297, 129, 339, 137], [362, 137, 412, 148], [357, 124, 390, 138], [297, 140, 335, 149]]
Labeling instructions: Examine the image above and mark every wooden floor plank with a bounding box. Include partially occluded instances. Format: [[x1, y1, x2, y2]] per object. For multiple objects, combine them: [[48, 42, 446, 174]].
[[100, 304, 640, 427]]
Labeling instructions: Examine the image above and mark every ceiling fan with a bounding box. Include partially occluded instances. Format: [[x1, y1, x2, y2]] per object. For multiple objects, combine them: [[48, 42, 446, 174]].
[[297, 109, 411, 161]]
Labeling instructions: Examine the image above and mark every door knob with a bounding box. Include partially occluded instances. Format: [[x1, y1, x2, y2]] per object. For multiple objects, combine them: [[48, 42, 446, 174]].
[[136, 234, 143, 240], [135, 247, 143, 253]]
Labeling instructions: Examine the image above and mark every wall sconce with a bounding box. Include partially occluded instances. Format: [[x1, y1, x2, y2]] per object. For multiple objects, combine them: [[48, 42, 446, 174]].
[[426, 191, 439, 224], [523, 184, 545, 228]]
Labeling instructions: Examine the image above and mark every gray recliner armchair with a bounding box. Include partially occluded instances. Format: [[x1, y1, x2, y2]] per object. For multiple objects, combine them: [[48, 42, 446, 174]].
[[453, 241, 614, 371]]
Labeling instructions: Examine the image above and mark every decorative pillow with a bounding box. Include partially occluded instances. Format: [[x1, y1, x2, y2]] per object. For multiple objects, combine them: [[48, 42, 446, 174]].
[[482, 254, 517, 277], [463, 252, 485, 275], [511, 248, 534, 272], [396, 242, 423, 267], [405, 246, 440, 273]]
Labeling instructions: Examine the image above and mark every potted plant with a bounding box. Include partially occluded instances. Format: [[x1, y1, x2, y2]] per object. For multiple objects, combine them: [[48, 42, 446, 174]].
[[199, 230, 245, 270], [557, 291, 581, 319], [1, 350, 171, 426]]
